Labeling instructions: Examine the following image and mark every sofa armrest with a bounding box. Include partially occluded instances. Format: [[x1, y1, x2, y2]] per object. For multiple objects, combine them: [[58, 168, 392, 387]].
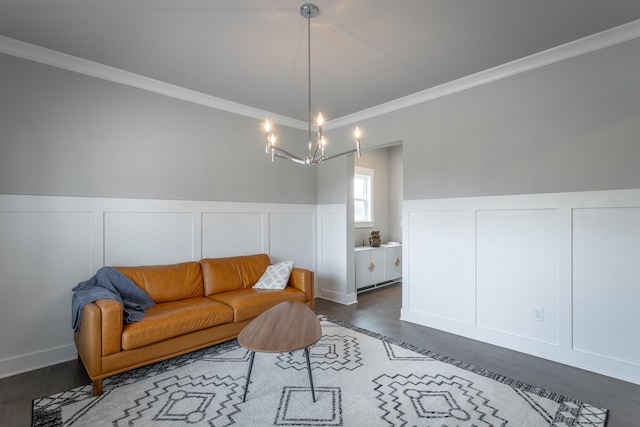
[[289, 268, 314, 309], [94, 298, 123, 356], [74, 298, 122, 373], [74, 301, 102, 379]]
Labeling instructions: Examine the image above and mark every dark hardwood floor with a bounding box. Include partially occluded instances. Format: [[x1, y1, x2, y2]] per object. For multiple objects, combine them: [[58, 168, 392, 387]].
[[317, 283, 640, 427], [1, 282, 638, 426]]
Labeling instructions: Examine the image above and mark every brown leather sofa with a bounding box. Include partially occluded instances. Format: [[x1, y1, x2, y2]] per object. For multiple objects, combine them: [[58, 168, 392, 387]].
[[74, 254, 314, 395]]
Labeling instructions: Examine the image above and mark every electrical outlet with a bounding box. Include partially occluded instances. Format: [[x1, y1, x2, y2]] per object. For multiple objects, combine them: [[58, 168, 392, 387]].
[[532, 307, 544, 322]]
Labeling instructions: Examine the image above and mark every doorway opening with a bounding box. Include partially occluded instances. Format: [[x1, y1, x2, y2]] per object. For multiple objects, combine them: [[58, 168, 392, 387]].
[[351, 142, 403, 300]]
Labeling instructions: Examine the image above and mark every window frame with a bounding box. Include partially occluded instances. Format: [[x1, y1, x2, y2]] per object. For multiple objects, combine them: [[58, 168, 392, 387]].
[[354, 166, 375, 228]]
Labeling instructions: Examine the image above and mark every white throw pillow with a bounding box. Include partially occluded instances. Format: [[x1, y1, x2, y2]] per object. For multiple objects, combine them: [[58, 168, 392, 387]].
[[253, 260, 294, 290]]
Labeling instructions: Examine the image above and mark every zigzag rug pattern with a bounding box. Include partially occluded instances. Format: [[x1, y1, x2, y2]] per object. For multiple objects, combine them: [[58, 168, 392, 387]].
[[33, 317, 608, 426]]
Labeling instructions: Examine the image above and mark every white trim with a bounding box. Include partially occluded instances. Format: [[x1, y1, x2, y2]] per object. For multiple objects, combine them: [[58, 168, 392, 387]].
[[401, 188, 640, 385], [1, 19, 639, 130], [316, 203, 357, 305], [0, 35, 308, 131], [354, 221, 375, 229], [354, 167, 375, 225], [0, 194, 318, 378], [327, 19, 640, 129]]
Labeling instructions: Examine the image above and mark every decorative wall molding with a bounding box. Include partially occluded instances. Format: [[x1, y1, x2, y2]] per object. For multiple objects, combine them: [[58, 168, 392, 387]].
[[0, 35, 307, 131], [327, 19, 640, 129], [3, 190, 640, 384], [316, 204, 356, 305], [0, 194, 316, 378], [2, 18, 639, 131], [401, 188, 640, 386]]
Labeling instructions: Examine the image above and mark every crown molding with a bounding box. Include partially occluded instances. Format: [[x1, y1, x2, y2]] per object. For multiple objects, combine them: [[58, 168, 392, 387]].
[[325, 18, 640, 130], [2, 18, 639, 132], [0, 35, 308, 131]]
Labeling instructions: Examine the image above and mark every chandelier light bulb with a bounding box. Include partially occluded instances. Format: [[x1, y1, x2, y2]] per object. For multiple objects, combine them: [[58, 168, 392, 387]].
[[270, 133, 276, 162], [317, 113, 324, 127], [264, 120, 273, 153]]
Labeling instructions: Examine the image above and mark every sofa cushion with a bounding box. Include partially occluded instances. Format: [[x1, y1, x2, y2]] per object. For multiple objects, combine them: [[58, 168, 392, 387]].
[[201, 254, 271, 296], [208, 287, 306, 322], [121, 297, 233, 350], [116, 262, 204, 303]]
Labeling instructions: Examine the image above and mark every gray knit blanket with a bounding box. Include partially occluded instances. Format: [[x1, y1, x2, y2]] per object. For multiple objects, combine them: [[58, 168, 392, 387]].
[[71, 267, 155, 332]]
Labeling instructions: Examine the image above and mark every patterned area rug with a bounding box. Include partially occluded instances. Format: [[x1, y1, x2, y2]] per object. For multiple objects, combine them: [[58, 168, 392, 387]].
[[33, 317, 608, 426]]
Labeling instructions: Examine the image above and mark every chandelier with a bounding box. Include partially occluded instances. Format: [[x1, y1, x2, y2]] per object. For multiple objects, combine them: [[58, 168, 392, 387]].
[[263, 3, 362, 165]]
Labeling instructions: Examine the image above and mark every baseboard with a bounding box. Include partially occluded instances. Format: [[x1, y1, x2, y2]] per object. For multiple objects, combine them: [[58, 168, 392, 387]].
[[401, 307, 640, 386], [0, 343, 77, 379], [316, 290, 358, 306]]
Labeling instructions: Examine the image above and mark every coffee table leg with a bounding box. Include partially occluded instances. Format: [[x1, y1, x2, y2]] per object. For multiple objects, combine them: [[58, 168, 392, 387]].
[[304, 347, 316, 402], [242, 351, 255, 402]]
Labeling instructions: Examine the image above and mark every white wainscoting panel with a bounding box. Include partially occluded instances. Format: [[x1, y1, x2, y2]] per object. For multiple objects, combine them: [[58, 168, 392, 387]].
[[0, 211, 92, 374], [406, 210, 475, 324], [0, 195, 316, 379], [402, 189, 640, 385], [316, 204, 354, 304], [476, 209, 560, 345], [104, 212, 195, 266], [573, 207, 640, 365], [202, 212, 264, 259], [268, 213, 315, 270]]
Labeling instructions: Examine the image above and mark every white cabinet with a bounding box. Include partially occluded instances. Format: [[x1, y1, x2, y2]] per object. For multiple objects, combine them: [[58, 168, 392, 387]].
[[354, 249, 371, 289], [355, 244, 402, 291], [384, 245, 402, 281], [355, 247, 385, 290]]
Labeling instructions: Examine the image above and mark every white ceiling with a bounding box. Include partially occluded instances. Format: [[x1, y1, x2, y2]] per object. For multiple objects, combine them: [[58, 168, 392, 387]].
[[1, 0, 640, 123]]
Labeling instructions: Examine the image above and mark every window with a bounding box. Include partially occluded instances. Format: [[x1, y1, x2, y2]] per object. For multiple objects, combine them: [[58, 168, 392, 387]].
[[354, 167, 374, 227]]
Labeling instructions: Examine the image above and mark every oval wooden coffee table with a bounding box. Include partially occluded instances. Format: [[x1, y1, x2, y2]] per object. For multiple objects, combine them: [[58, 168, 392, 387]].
[[238, 301, 322, 402]]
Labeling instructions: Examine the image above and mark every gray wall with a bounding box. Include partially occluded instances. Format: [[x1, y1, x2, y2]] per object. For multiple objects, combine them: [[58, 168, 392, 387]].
[[316, 154, 350, 205], [353, 38, 640, 200], [388, 145, 403, 243], [353, 144, 403, 246], [355, 147, 390, 246], [0, 53, 317, 204], [3, 36, 639, 206]]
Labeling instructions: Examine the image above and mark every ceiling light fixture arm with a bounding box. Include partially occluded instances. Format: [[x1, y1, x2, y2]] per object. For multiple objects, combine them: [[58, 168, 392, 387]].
[[321, 148, 359, 162], [272, 146, 306, 164]]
